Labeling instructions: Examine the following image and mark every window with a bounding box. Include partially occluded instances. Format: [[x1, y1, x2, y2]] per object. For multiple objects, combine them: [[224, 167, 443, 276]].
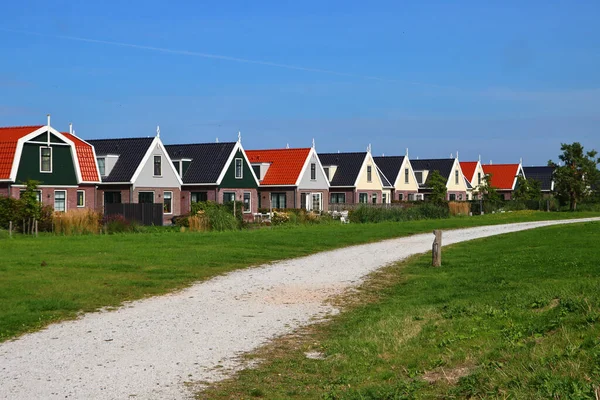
[[301, 193, 308, 210], [398, 193, 404, 201], [172, 161, 181, 176], [382, 193, 387, 204], [138, 192, 154, 203], [163, 191, 172, 214], [191, 192, 208, 203], [104, 191, 121, 204], [77, 190, 85, 207], [235, 158, 243, 179], [372, 193, 377, 204], [359, 193, 368, 203], [20, 190, 42, 203], [97, 158, 106, 176], [311, 193, 322, 211], [243, 192, 251, 213], [223, 192, 236, 203], [271, 193, 286, 209], [330, 193, 346, 204], [405, 168, 409, 184], [310, 163, 316, 180], [458, 193, 463, 201], [455, 170, 459, 185], [323, 167, 329, 180], [477, 172, 481, 185], [154, 156, 162, 176], [54, 190, 66, 212], [367, 166, 372, 182], [449, 193, 456, 201], [415, 171, 423, 184], [408, 193, 415, 201], [252, 165, 261, 179], [40, 147, 52, 172]]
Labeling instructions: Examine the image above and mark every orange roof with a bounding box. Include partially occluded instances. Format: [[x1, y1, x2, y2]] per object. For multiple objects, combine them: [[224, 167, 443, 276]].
[[0, 126, 43, 179], [482, 164, 520, 190], [245, 148, 311, 185], [460, 161, 478, 181], [62, 132, 101, 182]]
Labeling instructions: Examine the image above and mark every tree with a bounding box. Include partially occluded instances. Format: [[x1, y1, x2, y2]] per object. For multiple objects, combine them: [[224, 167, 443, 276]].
[[427, 170, 447, 204], [18, 180, 42, 234], [549, 142, 599, 211], [476, 174, 502, 204], [513, 176, 542, 201]]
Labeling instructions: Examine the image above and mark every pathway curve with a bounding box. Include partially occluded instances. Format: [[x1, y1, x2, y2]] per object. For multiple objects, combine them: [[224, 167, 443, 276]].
[[1, 218, 598, 399]]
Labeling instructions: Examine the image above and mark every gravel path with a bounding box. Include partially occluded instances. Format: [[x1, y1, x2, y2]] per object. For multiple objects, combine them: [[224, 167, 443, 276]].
[[1, 218, 598, 399]]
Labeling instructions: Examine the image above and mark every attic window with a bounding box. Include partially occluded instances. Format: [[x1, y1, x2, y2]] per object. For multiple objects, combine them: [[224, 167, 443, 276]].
[[235, 158, 243, 179], [405, 168, 409, 184], [477, 172, 481, 185], [367, 166, 372, 182], [455, 170, 459, 185], [154, 156, 162, 176], [98, 158, 106, 176], [415, 171, 423, 184], [310, 163, 316, 180], [40, 147, 52, 173]]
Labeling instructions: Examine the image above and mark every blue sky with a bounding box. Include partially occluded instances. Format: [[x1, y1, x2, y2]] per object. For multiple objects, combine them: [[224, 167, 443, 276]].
[[1, 0, 599, 165]]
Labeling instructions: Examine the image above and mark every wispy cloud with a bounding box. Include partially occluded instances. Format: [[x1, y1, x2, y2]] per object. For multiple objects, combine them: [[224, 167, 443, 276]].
[[0, 28, 448, 88]]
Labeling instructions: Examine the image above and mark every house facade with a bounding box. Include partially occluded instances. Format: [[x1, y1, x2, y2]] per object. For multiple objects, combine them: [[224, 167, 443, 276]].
[[88, 132, 182, 225], [319, 149, 387, 206], [482, 163, 525, 200], [246, 146, 329, 211], [0, 121, 100, 211], [411, 158, 468, 201], [166, 140, 260, 217], [460, 160, 486, 200], [373, 155, 420, 201]]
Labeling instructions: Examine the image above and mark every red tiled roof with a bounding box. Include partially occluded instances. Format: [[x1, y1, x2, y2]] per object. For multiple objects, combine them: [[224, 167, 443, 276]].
[[460, 162, 478, 181], [62, 132, 100, 182], [0, 126, 43, 179], [246, 148, 311, 185], [482, 164, 520, 190]]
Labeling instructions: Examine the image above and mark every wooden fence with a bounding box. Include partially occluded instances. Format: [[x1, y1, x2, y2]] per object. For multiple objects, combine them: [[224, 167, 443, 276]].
[[104, 203, 164, 226]]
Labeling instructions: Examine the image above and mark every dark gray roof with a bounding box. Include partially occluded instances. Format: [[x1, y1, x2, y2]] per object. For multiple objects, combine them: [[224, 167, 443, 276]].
[[88, 137, 154, 183], [165, 142, 236, 184], [464, 177, 473, 189], [377, 166, 392, 188], [373, 156, 405, 186], [523, 166, 554, 191], [318, 152, 367, 187], [411, 159, 456, 188]]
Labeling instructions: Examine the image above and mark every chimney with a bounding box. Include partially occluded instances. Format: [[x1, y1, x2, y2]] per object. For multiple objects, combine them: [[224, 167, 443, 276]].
[[69, 122, 73, 135], [47, 114, 51, 127]]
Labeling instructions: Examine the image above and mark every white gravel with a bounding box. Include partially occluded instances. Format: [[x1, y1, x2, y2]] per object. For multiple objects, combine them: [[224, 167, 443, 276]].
[[1, 218, 598, 399]]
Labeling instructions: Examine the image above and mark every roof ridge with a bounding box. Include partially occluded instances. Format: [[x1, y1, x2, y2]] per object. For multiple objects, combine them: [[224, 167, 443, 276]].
[[166, 142, 236, 146], [0, 125, 44, 130]]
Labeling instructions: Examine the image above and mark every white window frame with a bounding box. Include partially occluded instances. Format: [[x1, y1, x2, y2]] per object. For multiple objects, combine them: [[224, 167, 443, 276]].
[[405, 168, 409, 184], [235, 158, 243, 179], [359, 193, 368, 203], [153, 155, 162, 177], [163, 191, 173, 214], [455, 170, 459, 185], [243, 192, 251, 213], [223, 191, 236, 203], [77, 190, 85, 208], [54, 190, 66, 212], [40, 146, 52, 173], [382, 193, 387, 204], [372, 193, 377, 204], [97, 157, 106, 176], [310, 163, 316, 180], [367, 165, 372, 182], [311, 192, 322, 211]]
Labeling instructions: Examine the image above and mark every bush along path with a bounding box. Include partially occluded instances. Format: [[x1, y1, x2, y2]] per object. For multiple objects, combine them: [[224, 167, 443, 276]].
[[0, 218, 598, 399]]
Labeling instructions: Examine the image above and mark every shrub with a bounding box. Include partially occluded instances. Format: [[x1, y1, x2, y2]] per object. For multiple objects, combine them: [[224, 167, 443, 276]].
[[0, 196, 20, 230], [102, 214, 131, 234], [349, 203, 449, 223], [191, 201, 241, 231], [53, 209, 102, 235], [271, 211, 290, 226]]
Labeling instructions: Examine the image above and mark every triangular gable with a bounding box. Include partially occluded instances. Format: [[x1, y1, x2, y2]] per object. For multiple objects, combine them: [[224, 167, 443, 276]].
[[216, 141, 260, 186], [354, 152, 385, 189], [294, 147, 330, 188], [130, 136, 183, 186], [444, 158, 468, 191], [395, 157, 420, 191]]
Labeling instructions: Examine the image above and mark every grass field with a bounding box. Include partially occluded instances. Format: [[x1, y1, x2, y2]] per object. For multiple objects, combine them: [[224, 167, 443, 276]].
[[200, 220, 600, 399], [0, 211, 598, 343]]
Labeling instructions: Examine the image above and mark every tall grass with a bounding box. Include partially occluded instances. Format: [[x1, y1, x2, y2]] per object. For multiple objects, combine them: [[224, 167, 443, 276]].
[[349, 202, 449, 223], [53, 209, 102, 235], [448, 201, 470, 216], [188, 214, 209, 232]]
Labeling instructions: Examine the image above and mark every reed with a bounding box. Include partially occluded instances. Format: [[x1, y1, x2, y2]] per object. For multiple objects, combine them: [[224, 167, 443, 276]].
[[53, 209, 102, 235], [448, 201, 470, 216]]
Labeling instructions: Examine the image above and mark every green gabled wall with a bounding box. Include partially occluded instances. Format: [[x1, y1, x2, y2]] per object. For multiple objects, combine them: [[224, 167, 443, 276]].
[[16, 143, 78, 185], [31, 131, 66, 144], [219, 149, 258, 188]]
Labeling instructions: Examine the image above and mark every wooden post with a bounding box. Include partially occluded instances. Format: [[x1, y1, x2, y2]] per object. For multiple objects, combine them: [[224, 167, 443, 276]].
[[35, 220, 38, 237], [9, 221, 12, 238], [432, 230, 442, 267]]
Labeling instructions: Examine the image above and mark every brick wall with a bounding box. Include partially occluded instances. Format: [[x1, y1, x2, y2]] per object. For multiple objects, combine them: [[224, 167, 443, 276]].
[[8, 186, 97, 211], [132, 187, 181, 225], [393, 190, 419, 201], [447, 190, 468, 201], [356, 190, 383, 204], [296, 189, 329, 212]]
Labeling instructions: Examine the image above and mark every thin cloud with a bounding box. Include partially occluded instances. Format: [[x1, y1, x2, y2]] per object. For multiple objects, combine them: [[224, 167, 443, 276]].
[[1, 28, 447, 88]]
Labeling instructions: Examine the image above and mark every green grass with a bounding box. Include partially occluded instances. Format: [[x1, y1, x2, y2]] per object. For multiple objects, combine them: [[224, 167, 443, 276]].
[[0, 211, 598, 343], [200, 220, 600, 399]]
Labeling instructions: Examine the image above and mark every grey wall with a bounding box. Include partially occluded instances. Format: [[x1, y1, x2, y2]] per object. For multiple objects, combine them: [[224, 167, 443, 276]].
[[134, 142, 181, 189]]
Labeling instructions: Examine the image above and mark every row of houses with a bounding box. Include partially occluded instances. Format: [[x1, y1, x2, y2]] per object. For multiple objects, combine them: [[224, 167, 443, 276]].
[[0, 118, 554, 224]]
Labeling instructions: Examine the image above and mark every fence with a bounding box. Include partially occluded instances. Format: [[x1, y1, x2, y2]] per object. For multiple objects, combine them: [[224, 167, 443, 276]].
[[328, 202, 414, 212], [104, 203, 164, 226]]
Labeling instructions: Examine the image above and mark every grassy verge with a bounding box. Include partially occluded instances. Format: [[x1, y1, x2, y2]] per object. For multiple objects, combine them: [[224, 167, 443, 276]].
[[0, 211, 598, 343], [200, 220, 600, 399]]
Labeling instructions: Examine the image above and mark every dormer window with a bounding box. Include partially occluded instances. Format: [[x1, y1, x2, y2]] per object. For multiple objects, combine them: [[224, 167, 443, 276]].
[[40, 147, 52, 173], [154, 156, 162, 176], [98, 158, 106, 176], [323, 167, 329, 180], [415, 171, 423, 184]]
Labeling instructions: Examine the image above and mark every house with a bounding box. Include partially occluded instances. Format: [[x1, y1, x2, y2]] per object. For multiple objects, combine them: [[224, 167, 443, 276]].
[[411, 158, 469, 201], [482, 162, 525, 200], [165, 138, 260, 217], [373, 152, 420, 201], [460, 159, 486, 200], [246, 144, 329, 211], [88, 129, 182, 225], [522, 166, 554, 195], [0, 117, 100, 211], [318, 147, 389, 205]]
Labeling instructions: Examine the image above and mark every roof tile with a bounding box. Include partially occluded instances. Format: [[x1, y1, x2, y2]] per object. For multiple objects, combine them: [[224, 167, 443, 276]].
[[482, 164, 520, 190], [0, 126, 43, 179], [246, 148, 310, 186]]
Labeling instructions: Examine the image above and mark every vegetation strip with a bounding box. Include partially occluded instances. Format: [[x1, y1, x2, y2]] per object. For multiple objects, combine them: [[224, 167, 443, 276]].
[[201, 221, 600, 399], [0, 211, 599, 343]]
